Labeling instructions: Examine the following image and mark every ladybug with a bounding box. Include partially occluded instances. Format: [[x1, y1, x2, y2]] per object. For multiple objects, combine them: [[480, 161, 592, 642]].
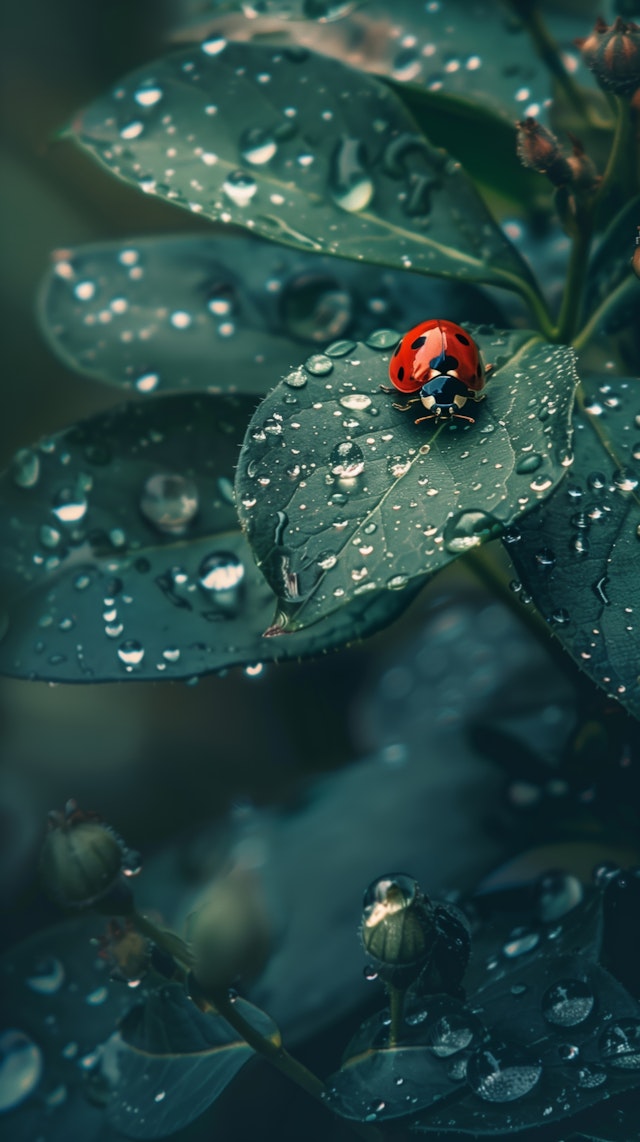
[[383, 320, 492, 424]]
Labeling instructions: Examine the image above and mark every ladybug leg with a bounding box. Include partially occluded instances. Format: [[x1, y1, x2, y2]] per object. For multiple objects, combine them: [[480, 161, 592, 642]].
[[379, 384, 395, 394], [452, 412, 476, 424], [414, 413, 437, 424], [392, 398, 421, 411]]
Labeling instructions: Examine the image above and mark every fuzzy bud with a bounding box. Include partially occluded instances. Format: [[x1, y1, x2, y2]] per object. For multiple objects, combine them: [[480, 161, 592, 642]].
[[516, 118, 573, 186], [40, 801, 130, 909], [565, 135, 601, 195], [361, 873, 435, 988], [576, 16, 640, 96], [188, 870, 270, 992]]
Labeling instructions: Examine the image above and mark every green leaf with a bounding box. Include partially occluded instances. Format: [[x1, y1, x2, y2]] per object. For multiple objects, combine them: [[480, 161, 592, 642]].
[[0, 393, 425, 682], [383, 82, 549, 211], [71, 41, 538, 298], [235, 327, 578, 633], [38, 234, 503, 396], [102, 983, 278, 1138], [504, 374, 640, 722], [583, 196, 640, 335]]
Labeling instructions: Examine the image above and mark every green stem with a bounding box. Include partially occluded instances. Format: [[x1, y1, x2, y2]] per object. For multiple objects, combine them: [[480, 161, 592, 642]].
[[514, 3, 592, 125], [131, 908, 194, 971], [387, 985, 406, 1049], [554, 210, 593, 343], [508, 273, 556, 340], [600, 96, 637, 200], [572, 273, 639, 352]]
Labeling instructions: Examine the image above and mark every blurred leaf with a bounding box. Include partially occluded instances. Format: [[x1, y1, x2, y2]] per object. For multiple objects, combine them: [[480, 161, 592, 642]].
[[71, 41, 538, 296], [0, 917, 133, 1142], [583, 197, 640, 334], [504, 375, 640, 722], [384, 82, 549, 211], [0, 393, 425, 682], [102, 983, 277, 1138], [176, 0, 598, 125], [235, 328, 578, 633], [38, 234, 503, 396]]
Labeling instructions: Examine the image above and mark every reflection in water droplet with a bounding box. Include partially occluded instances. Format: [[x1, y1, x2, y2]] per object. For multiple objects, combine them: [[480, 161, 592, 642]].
[[339, 392, 371, 411], [25, 957, 65, 995], [542, 979, 595, 1027], [427, 1013, 477, 1057], [135, 372, 160, 394], [304, 354, 333, 377], [516, 453, 542, 474], [86, 986, 108, 1006], [284, 368, 308, 389], [198, 552, 245, 611], [11, 448, 40, 488], [240, 126, 277, 165], [0, 1030, 43, 1111], [467, 1043, 542, 1103], [578, 1063, 607, 1087], [117, 640, 145, 668], [365, 329, 401, 350], [443, 510, 501, 554], [140, 473, 199, 534], [613, 467, 639, 492], [599, 1020, 640, 1069], [503, 930, 539, 957], [52, 488, 88, 525], [330, 441, 365, 478], [223, 171, 258, 207], [330, 137, 374, 213]]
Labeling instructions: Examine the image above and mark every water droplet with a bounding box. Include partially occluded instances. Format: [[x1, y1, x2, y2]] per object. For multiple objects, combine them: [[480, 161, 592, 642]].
[[284, 367, 308, 389], [0, 1030, 43, 1111], [52, 487, 88, 525], [599, 1020, 640, 1069], [467, 1043, 542, 1103], [134, 84, 163, 107], [588, 471, 607, 491], [330, 137, 374, 212], [86, 986, 108, 1006], [304, 353, 333, 376], [117, 640, 145, 668], [535, 871, 583, 922], [74, 279, 96, 301], [427, 1012, 477, 1057], [198, 552, 245, 613], [330, 441, 365, 478], [387, 457, 411, 479], [558, 1043, 580, 1061], [542, 979, 595, 1027], [613, 467, 639, 492], [135, 371, 160, 393], [223, 171, 258, 207], [325, 339, 357, 358], [25, 957, 65, 995], [577, 1063, 607, 1087], [503, 930, 540, 957], [201, 36, 227, 56], [140, 473, 199, 534], [240, 126, 277, 165], [365, 329, 401, 350], [534, 547, 556, 571], [516, 453, 542, 474], [11, 448, 40, 488], [339, 392, 371, 411], [443, 510, 501, 554]]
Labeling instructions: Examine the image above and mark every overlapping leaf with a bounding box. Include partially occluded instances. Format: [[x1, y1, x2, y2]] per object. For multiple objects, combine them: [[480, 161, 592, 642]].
[[38, 234, 502, 396], [0, 393, 425, 682], [583, 197, 640, 335], [235, 327, 578, 633], [505, 375, 640, 721], [101, 982, 278, 1138], [71, 41, 539, 297]]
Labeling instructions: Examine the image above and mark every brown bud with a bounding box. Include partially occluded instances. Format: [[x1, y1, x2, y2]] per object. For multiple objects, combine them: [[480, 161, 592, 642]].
[[40, 801, 129, 908], [516, 118, 572, 186], [576, 16, 640, 96], [565, 135, 601, 195], [97, 919, 150, 983]]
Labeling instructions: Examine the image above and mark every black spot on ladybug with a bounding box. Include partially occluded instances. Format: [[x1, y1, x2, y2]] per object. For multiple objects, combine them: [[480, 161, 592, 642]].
[[397, 366, 405, 381], [455, 332, 470, 346], [430, 351, 446, 370], [410, 335, 427, 350], [393, 341, 402, 356], [436, 355, 459, 373]]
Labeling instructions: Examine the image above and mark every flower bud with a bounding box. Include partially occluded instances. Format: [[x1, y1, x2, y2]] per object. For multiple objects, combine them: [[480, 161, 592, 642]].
[[188, 869, 270, 992], [565, 135, 601, 195], [361, 873, 435, 987], [516, 118, 572, 187], [96, 919, 150, 983], [40, 801, 129, 908], [576, 16, 640, 96]]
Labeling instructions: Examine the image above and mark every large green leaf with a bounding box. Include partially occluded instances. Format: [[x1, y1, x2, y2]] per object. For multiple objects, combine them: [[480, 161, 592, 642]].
[[235, 327, 578, 633], [0, 393, 424, 682], [102, 983, 278, 1138], [504, 374, 640, 722], [38, 234, 503, 396], [71, 41, 538, 298]]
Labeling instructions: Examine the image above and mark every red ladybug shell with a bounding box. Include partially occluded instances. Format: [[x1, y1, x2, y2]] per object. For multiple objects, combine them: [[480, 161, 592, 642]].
[[389, 320, 485, 395]]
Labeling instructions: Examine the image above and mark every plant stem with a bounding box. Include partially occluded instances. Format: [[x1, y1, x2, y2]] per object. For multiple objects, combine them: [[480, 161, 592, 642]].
[[509, 273, 556, 339], [554, 206, 593, 343], [387, 985, 406, 1048], [131, 908, 194, 970], [572, 273, 639, 352], [513, 3, 591, 125]]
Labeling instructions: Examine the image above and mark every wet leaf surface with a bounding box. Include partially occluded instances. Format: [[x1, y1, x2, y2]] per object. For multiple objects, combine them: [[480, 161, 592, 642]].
[[180, 0, 597, 124], [235, 327, 578, 633], [72, 41, 537, 296], [102, 983, 278, 1138], [38, 234, 503, 396], [505, 375, 640, 721], [0, 393, 423, 682]]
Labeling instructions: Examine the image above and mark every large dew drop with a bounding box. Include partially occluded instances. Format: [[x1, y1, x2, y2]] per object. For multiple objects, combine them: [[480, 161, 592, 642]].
[[443, 510, 502, 554], [330, 441, 365, 478], [0, 1030, 43, 1111], [467, 1043, 542, 1103], [599, 1020, 640, 1069], [139, 473, 199, 534], [541, 979, 595, 1028], [330, 137, 374, 213]]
